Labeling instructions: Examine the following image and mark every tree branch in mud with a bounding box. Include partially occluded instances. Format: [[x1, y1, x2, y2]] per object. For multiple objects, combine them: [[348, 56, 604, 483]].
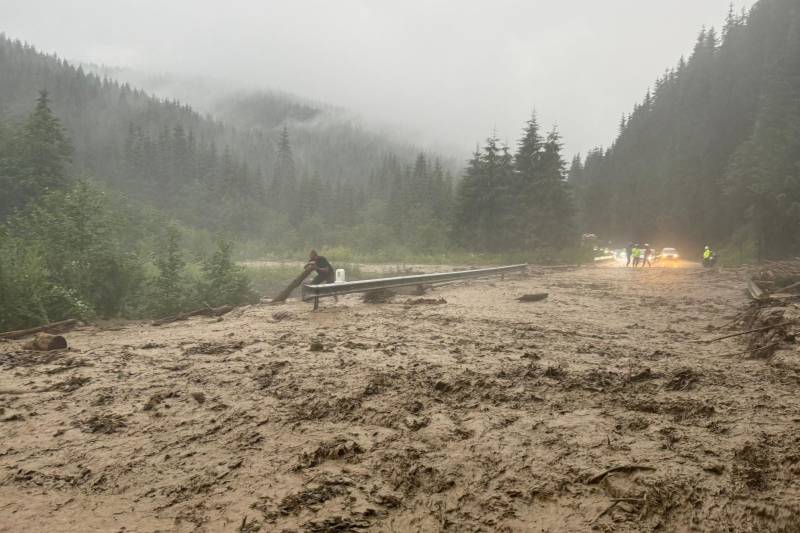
[[698, 321, 795, 344], [586, 465, 656, 484], [0, 319, 79, 340], [151, 304, 234, 326]]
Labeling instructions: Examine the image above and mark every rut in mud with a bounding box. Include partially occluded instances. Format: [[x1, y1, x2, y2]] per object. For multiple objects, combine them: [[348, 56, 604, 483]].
[[1, 265, 799, 532]]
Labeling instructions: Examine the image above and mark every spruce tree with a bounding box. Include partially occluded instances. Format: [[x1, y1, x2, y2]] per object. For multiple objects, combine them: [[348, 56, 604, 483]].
[[152, 224, 186, 316], [270, 125, 297, 215], [512, 116, 575, 250], [0, 92, 74, 219]]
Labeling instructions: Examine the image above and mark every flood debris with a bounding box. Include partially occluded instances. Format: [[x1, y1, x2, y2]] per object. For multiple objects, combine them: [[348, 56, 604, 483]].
[[727, 261, 800, 359], [295, 439, 364, 470], [664, 367, 701, 391], [76, 413, 127, 434]]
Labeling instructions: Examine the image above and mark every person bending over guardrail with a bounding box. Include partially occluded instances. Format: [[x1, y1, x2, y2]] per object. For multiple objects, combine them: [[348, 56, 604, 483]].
[[306, 250, 335, 285]]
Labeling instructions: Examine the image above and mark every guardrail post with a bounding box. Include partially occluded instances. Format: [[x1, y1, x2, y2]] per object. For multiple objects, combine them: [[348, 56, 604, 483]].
[[313, 295, 319, 310]]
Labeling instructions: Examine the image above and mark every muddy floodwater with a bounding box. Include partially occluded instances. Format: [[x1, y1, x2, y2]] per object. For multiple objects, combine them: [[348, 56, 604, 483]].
[[1, 265, 799, 532]]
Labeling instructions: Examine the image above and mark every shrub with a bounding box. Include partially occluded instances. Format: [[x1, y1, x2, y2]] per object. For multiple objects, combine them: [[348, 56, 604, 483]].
[[12, 180, 145, 317], [0, 232, 91, 330], [199, 240, 256, 306]]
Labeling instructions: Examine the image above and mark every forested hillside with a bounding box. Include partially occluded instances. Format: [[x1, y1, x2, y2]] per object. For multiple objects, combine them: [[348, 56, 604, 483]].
[[0, 34, 455, 250], [89, 67, 453, 190], [570, 0, 800, 258]]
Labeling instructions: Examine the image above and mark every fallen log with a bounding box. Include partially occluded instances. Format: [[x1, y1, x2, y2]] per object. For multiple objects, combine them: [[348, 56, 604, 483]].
[[0, 319, 79, 340], [22, 333, 68, 351], [270, 269, 312, 304], [152, 304, 234, 326]]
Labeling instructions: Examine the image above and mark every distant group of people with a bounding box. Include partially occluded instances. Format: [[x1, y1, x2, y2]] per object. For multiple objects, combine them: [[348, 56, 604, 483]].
[[625, 243, 653, 268]]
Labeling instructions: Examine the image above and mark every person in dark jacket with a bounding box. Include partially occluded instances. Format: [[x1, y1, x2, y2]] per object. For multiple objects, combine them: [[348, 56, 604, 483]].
[[306, 250, 335, 285]]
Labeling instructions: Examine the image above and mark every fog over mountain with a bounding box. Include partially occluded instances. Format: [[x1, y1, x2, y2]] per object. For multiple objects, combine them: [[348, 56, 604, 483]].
[[3, 0, 741, 157]]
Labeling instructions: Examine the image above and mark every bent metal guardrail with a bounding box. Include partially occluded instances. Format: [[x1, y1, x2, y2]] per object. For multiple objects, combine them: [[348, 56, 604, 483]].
[[302, 264, 527, 309]]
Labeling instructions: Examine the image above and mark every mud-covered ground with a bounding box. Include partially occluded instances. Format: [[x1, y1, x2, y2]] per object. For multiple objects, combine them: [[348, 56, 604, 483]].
[[2, 264, 799, 532]]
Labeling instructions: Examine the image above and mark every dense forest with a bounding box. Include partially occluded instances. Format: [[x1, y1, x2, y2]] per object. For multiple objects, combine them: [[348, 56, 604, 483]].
[[3, 0, 797, 330], [0, 34, 458, 250], [0, 33, 577, 330], [0, 91, 255, 329], [570, 0, 800, 259]]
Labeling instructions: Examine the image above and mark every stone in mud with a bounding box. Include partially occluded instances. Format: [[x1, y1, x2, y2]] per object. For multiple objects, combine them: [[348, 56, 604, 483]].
[[702, 462, 725, 475], [309, 340, 325, 352], [517, 293, 549, 302]]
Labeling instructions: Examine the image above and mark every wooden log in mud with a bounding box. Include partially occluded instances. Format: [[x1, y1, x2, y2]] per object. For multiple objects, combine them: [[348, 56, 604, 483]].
[[0, 319, 79, 340], [270, 269, 313, 303], [22, 333, 68, 351], [152, 304, 234, 326]]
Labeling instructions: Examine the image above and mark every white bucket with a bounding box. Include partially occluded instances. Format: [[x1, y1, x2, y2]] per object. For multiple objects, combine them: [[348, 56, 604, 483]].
[[335, 269, 346, 283]]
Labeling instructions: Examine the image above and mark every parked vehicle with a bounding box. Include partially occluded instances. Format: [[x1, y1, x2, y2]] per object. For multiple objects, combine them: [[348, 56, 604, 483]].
[[660, 247, 680, 262]]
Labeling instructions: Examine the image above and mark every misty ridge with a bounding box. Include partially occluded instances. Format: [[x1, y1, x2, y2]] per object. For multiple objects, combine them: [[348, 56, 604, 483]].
[[0, 0, 799, 330]]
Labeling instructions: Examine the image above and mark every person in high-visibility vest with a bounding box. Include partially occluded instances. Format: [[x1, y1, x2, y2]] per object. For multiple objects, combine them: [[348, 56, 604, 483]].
[[631, 245, 642, 267], [703, 246, 712, 261]]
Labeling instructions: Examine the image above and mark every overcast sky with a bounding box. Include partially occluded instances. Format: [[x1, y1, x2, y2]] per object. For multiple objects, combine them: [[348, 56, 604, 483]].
[[3, 0, 745, 158]]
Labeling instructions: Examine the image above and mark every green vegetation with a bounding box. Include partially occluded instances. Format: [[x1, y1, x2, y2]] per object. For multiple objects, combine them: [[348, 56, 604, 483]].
[[6, 0, 796, 330], [453, 115, 575, 254], [571, 0, 800, 258], [0, 93, 260, 330]]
